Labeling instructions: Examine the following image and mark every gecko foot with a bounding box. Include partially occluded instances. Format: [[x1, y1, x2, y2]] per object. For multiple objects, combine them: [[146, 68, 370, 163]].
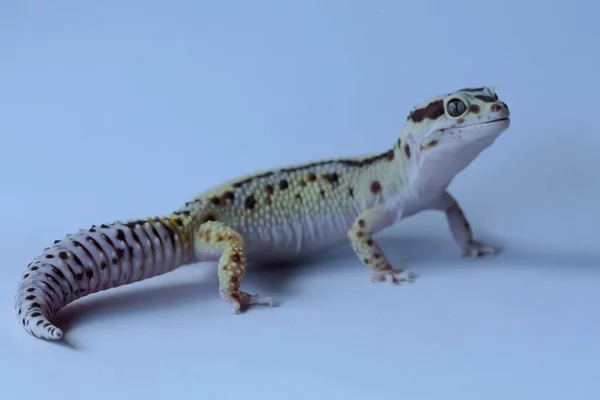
[[230, 291, 274, 314], [461, 241, 501, 258], [371, 268, 415, 284]]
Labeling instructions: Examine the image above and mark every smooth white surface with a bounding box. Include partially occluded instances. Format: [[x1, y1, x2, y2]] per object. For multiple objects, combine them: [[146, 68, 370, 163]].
[[1, 1, 599, 399]]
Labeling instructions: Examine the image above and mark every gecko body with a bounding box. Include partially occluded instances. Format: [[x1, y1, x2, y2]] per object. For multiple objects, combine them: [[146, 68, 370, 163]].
[[15, 86, 511, 340]]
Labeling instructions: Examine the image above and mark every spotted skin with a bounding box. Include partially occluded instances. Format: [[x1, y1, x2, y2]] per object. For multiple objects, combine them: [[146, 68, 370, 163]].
[[195, 221, 273, 313], [15, 215, 196, 340], [15, 86, 511, 340], [348, 206, 414, 283]]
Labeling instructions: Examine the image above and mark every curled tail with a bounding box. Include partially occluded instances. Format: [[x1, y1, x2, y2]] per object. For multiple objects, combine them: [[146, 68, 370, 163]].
[[15, 212, 197, 340]]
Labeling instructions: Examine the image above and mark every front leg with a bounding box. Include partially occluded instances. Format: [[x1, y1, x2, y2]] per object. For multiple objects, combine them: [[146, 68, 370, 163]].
[[432, 191, 501, 257], [348, 205, 415, 284]]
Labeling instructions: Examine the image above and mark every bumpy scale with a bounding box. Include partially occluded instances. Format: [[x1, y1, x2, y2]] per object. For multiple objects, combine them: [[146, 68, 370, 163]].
[[15, 86, 511, 340]]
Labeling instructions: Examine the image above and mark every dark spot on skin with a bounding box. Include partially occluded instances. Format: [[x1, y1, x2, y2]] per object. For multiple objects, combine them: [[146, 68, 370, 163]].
[[475, 95, 496, 103], [383, 149, 394, 161], [348, 187, 354, 198], [30, 312, 41, 318], [51, 267, 65, 279], [58, 251, 69, 260], [71, 253, 83, 267], [116, 229, 126, 241], [117, 248, 125, 258], [408, 100, 445, 123], [222, 191, 235, 203], [23, 273, 29, 279], [76, 272, 84, 281], [295, 194, 302, 203], [37, 320, 44, 326], [232, 171, 274, 188], [101, 224, 109, 228], [457, 118, 465, 124], [490, 104, 502, 112], [31, 266, 39, 271], [128, 246, 135, 257], [31, 302, 41, 308], [404, 144, 411, 159], [279, 180, 289, 190], [112, 257, 118, 264], [210, 196, 221, 206], [370, 181, 381, 194], [200, 213, 217, 223], [226, 148, 423, 189], [245, 195, 257, 210], [460, 87, 485, 92], [89, 228, 96, 233], [469, 104, 480, 114], [25, 295, 36, 300], [366, 239, 374, 246], [265, 184, 274, 195], [27, 288, 35, 292], [357, 231, 364, 238], [230, 254, 241, 263], [101, 262, 107, 270], [216, 235, 223, 242], [397, 138, 402, 148], [322, 172, 339, 187], [374, 253, 381, 259], [425, 140, 439, 150], [45, 254, 54, 259], [319, 190, 326, 198], [18, 308, 22, 315], [358, 219, 366, 228], [53, 240, 60, 244]]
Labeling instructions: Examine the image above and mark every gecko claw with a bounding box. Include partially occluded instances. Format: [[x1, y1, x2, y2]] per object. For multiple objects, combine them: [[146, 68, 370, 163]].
[[371, 269, 415, 284], [461, 241, 501, 258], [230, 292, 274, 314]]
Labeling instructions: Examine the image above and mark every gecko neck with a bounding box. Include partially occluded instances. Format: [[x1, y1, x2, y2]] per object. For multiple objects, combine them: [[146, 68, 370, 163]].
[[349, 144, 410, 211]]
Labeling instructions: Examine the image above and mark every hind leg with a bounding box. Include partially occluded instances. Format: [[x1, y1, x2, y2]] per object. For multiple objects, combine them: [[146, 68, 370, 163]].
[[195, 221, 273, 313]]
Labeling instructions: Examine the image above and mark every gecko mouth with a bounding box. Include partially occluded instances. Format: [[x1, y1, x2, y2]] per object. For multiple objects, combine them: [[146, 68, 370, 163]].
[[481, 117, 509, 125]]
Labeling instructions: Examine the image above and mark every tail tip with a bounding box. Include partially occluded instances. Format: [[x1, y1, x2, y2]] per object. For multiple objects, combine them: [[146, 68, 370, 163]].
[[50, 328, 64, 340], [30, 323, 64, 341]]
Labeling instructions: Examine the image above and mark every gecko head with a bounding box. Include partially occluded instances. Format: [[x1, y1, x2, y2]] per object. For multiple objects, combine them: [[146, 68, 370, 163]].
[[399, 86, 511, 188]]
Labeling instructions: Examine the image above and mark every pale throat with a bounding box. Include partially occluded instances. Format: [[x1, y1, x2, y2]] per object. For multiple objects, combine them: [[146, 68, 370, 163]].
[[407, 133, 497, 196]]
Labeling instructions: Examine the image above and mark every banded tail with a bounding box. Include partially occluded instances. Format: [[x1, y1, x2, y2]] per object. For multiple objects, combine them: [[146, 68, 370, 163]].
[[14, 212, 197, 340]]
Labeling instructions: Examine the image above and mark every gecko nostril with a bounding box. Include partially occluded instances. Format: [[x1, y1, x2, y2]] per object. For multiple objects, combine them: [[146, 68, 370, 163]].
[[490, 104, 502, 112]]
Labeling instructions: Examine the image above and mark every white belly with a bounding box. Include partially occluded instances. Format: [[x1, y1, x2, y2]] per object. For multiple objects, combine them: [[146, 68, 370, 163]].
[[241, 212, 357, 263]]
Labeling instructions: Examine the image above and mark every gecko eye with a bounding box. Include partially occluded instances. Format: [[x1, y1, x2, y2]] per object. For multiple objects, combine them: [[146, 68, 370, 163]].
[[446, 98, 467, 117]]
